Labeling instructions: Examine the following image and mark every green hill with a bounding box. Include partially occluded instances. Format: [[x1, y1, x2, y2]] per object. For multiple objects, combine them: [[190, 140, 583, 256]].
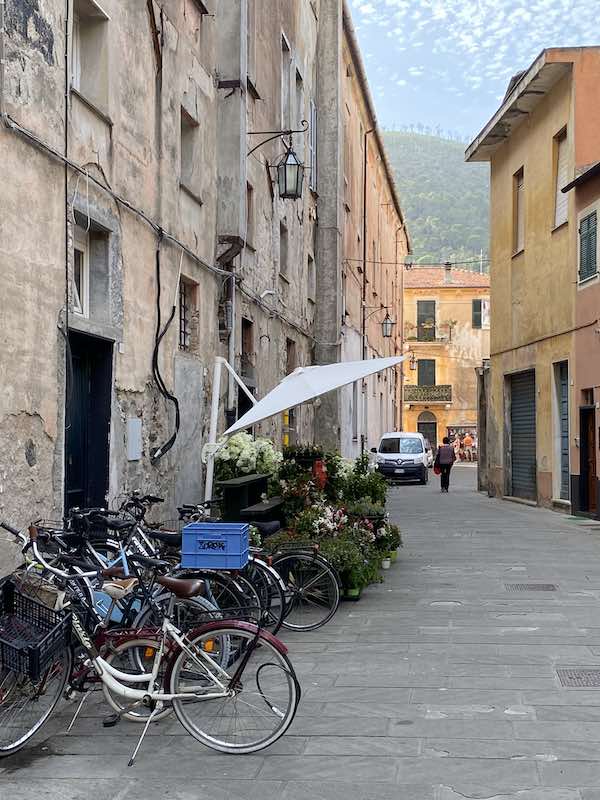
[[383, 131, 490, 269]]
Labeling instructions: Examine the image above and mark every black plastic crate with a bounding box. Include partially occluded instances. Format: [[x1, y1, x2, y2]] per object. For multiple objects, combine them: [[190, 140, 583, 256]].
[[0, 580, 72, 682]]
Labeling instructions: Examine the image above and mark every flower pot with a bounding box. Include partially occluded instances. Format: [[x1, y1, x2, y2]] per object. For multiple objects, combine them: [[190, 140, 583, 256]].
[[390, 550, 398, 563], [381, 557, 391, 570], [344, 586, 363, 600]]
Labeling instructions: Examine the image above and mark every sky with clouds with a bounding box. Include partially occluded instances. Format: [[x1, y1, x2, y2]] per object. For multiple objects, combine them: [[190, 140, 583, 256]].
[[350, 0, 600, 141]]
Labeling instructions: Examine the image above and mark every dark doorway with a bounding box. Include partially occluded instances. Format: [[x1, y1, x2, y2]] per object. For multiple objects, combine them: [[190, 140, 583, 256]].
[[65, 332, 113, 511], [417, 411, 437, 450], [580, 406, 597, 514]]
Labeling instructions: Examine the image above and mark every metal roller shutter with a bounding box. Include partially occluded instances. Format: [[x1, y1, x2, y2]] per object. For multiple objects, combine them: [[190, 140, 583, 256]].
[[511, 371, 537, 500]]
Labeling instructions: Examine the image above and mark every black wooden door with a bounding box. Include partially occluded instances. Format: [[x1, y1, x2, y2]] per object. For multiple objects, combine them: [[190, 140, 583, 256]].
[[65, 332, 113, 511], [510, 370, 537, 500]]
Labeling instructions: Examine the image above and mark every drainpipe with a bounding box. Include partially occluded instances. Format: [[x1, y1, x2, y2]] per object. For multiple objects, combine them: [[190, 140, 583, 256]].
[[360, 128, 374, 454], [227, 272, 236, 415], [0, 0, 6, 124], [63, 0, 70, 512]]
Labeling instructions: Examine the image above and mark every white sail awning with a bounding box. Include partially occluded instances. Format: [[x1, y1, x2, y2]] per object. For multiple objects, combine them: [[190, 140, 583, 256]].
[[224, 355, 407, 436]]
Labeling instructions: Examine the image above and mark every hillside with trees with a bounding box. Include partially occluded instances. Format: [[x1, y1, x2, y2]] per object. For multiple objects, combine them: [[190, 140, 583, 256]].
[[383, 131, 490, 269]]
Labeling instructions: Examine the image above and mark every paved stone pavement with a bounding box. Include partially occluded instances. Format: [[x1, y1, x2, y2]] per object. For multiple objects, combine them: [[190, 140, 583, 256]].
[[6, 465, 600, 798]]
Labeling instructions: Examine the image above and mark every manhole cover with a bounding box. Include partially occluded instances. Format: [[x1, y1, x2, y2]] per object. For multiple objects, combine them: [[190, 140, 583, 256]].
[[505, 583, 558, 592], [557, 669, 600, 687]]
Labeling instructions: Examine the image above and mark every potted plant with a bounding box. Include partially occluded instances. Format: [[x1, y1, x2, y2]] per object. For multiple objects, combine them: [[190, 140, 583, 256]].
[[283, 444, 325, 470], [346, 497, 386, 529]]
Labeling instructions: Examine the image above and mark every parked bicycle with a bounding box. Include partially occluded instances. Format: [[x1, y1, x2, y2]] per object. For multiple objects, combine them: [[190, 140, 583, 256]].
[[0, 522, 300, 762]]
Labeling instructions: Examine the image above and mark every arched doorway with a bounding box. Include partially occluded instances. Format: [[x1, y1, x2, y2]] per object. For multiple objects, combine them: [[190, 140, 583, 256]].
[[417, 411, 437, 450]]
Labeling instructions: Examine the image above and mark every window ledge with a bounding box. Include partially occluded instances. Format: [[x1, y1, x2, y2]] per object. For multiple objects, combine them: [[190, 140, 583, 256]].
[[551, 220, 568, 234], [511, 248, 525, 260], [71, 87, 113, 127], [179, 182, 204, 207], [578, 272, 599, 287], [247, 77, 261, 100], [279, 272, 290, 284]]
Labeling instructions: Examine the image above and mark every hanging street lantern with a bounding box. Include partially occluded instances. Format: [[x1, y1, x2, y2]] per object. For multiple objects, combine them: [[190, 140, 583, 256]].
[[409, 351, 417, 370], [381, 312, 395, 338], [277, 147, 304, 200]]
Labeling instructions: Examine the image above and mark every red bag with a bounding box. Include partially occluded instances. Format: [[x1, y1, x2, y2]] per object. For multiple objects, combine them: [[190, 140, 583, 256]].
[[433, 464, 441, 476]]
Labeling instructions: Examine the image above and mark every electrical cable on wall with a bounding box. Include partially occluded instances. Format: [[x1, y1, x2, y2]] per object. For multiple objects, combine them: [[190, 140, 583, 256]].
[[150, 232, 181, 463]]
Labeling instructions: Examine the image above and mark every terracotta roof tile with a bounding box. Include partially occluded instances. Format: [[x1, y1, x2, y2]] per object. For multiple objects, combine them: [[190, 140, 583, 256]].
[[403, 267, 490, 289]]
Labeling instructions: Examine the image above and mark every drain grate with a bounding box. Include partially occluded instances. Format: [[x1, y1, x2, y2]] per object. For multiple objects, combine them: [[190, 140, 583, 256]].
[[504, 583, 558, 592], [557, 668, 600, 687]]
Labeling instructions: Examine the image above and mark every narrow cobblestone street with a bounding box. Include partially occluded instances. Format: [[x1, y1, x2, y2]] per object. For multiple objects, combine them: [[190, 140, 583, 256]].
[[6, 465, 600, 798]]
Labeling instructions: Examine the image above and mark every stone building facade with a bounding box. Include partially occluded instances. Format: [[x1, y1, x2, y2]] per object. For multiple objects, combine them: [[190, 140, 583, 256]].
[[315, 3, 409, 456], [401, 266, 490, 452], [0, 0, 407, 535]]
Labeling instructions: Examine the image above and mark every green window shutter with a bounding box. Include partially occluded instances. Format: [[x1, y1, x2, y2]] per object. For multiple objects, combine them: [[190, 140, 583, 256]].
[[418, 359, 436, 387], [472, 299, 482, 329], [580, 212, 597, 281]]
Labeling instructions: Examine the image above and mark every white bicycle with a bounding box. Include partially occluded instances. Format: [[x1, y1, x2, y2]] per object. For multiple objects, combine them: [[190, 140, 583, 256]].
[[0, 525, 300, 764]]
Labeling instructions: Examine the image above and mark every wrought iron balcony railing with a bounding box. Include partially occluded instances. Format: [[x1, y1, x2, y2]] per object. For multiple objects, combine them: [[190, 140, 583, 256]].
[[404, 384, 452, 403]]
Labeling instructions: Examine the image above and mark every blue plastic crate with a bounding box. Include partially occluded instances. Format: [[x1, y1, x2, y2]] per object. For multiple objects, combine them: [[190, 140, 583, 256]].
[[181, 522, 249, 570]]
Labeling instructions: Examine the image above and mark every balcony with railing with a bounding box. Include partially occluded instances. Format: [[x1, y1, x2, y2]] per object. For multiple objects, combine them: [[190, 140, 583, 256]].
[[404, 322, 456, 344], [404, 384, 452, 403]]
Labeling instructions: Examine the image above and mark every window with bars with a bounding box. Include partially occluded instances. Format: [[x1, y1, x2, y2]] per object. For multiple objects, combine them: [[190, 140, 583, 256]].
[[418, 359, 436, 387], [579, 212, 597, 283], [179, 279, 197, 351]]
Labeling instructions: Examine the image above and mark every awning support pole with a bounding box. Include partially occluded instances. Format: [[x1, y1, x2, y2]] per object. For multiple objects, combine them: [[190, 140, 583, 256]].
[[221, 359, 258, 406], [204, 357, 223, 502], [204, 357, 256, 502]]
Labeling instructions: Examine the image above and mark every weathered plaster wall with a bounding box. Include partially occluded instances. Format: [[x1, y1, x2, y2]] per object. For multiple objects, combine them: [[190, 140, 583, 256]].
[[0, 0, 221, 560]]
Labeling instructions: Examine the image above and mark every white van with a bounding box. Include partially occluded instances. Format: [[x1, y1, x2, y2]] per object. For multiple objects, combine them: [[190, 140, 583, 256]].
[[371, 432, 429, 485]]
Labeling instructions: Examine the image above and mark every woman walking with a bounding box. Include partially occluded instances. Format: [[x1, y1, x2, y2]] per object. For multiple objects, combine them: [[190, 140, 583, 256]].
[[435, 436, 456, 493]]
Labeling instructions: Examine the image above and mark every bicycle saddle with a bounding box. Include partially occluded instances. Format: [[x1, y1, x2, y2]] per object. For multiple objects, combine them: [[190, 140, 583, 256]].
[[157, 575, 205, 599], [148, 528, 182, 546], [101, 577, 138, 600], [250, 521, 281, 539]]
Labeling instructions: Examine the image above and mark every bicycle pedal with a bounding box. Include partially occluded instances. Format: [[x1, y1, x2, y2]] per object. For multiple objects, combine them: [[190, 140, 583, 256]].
[[102, 713, 121, 728]]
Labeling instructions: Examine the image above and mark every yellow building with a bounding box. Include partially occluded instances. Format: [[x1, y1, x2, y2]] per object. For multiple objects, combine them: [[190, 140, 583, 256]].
[[402, 266, 490, 452], [466, 48, 600, 508]]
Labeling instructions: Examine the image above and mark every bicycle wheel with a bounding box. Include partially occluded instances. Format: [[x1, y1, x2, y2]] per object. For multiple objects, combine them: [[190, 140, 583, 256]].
[[243, 559, 285, 634], [102, 637, 172, 723], [0, 647, 72, 757], [273, 552, 340, 631], [169, 625, 299, 753]]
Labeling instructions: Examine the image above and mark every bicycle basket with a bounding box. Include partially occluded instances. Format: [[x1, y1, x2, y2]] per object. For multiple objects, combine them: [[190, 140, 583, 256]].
[[0, 579, 72, 682], [12, 573, 67, 612]]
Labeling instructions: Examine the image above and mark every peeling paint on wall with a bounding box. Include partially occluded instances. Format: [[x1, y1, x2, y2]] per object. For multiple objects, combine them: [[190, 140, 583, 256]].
[[6, 0, 55, 66]]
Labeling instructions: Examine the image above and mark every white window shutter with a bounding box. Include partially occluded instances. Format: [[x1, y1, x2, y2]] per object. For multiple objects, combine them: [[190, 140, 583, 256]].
[[516, 173, 525, 252], [554, 135, 568, 228]]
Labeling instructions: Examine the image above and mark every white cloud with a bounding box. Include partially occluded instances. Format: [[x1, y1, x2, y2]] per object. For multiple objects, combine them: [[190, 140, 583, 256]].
[[349, 0, 600, 133]]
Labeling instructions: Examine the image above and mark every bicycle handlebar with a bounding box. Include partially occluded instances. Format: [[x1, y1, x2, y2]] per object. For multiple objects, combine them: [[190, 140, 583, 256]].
[[27, 525, 101, 580]]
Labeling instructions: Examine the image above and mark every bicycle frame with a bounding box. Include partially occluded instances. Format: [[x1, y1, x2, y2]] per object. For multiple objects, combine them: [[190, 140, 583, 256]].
[[72, 604, 231, 704]]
